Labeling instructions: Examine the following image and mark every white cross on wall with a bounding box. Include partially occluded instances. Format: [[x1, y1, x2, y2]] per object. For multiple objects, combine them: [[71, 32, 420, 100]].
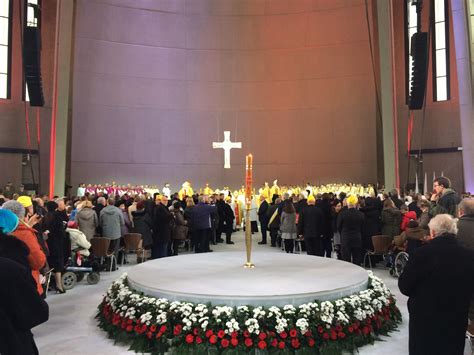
[[212, 131, 242, 169]]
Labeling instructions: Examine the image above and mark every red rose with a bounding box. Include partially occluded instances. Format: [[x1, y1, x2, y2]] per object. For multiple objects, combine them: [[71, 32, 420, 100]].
[[146, 331, 153, 339], [126, 325, 133, 332], [291, 338, 300, 349], [209, 335, 218, 344], [355, 321, 360, 328], [305, 330, 312, 337], [271, 338, 278, 347], [159, 325, 167, 333], [231, 331, 238, 338], [231, 338, 239, 347], [155, 332, 163, 339], [217, 330, 225, 339], [244, 338, 253, 347], [338, 332, 346, 339], [335, 325, 342, 332], [331, 331, 337, 340], [205, 329, 213, 338], [221, 339, 230, 348], [269, 331, 276, 337], [363, 326, 370, 335], [150, 325, 157, 332], [258, 332, 267, 340], [348, 326, 354, 333], [308, 338, 315, 347], [127, 319, 133, 325], [278, 341, 285, 349], [366, 318, 372, 325], [318, 326, 324, 333], [121, 321, 126, 329], [185, 334, 194, 344], [196, 336, 203, 344], [279, 331, 288, 339], [193, 328, 199, 336], [133, 325, 141, 333], [258, 340, 267, 350], [323, 332, 330, 340], [289, 329, 298, 338], [243, 330, 250, 338], [173, 325, 182, 336]]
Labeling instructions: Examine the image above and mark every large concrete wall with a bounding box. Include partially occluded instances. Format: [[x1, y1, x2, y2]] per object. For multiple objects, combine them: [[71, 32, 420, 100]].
[[0, 0, 56, 193], [71, 0, 379, 190]]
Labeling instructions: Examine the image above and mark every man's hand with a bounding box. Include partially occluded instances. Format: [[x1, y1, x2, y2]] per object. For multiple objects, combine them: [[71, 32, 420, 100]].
[[26, 214, 42, 227]]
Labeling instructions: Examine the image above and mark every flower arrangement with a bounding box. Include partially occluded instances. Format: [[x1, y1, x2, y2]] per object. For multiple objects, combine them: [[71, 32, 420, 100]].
[[97, 271, 401, 354]]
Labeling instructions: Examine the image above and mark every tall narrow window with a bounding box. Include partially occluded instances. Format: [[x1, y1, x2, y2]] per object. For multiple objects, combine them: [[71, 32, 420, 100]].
[[432, 0, 449, 101], [24, 0, 40, 102], [0, 0, 11, 99], [405, 0, 418, 103]]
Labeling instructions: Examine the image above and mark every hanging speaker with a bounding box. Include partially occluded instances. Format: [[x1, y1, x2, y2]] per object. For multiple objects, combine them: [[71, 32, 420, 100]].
[[23, 26, 45, 107], [408, 32, 429, 110]]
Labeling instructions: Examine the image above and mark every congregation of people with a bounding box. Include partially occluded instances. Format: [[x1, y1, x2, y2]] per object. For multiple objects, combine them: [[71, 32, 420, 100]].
[[0, 176, 473, 354]]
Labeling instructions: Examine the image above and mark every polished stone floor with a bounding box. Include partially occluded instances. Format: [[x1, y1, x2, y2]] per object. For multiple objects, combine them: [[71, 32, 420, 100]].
[[34, 230, 410, 354]]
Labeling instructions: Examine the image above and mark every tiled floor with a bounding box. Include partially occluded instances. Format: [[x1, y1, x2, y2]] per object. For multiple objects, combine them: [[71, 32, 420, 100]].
[[34, 230, 410, 354]]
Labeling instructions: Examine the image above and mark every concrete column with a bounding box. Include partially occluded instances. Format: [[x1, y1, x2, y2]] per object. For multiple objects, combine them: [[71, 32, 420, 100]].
[[451, 0, 474, 193], [377, 0, 398, 190], [50, 0, 74, 197]]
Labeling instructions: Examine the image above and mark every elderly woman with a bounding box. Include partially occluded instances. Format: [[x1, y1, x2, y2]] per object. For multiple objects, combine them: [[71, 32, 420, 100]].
[[76, 200, 98, 241], [2, 199, 46, 295], [398, 214, 474, 355]]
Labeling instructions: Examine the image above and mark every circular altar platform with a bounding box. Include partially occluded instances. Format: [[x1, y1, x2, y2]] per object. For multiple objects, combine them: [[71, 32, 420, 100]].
[[127, 252, 369, 307]]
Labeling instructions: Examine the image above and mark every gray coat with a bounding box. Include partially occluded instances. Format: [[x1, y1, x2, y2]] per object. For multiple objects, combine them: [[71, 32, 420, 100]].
[[100, 205, 124, 240], [76, 207, 98, 241], [280, 211, 297, 234]]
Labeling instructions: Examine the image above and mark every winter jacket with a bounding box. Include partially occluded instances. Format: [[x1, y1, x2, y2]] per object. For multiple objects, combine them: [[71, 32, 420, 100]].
[[11, 223, 46, 295], [267, 204, 280, 230], [121, 209, 132, 236], [381, 207, 402, 238], [280, 211, 297, 234], [0, 257, 49, 355], [76, 207, 98, 241], [99, 205, 124, 240], [398, 234, 474, 355], [66, 228, 91, 256], [153, 203, 173, 243], [192, 203, 216, 230], [171, 210, 188, 240], [132, 210, 154, 248], [430, 188, 461, 217], [457, 214, 474, 251], [337, 207, 365, 242], [400, 211, 417, 231], [297, 205, 324, 238]]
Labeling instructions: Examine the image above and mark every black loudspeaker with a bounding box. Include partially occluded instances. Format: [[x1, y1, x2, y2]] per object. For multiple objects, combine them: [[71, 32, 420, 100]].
[[23, 26, 44, 107], [408, 32, 429, 110]]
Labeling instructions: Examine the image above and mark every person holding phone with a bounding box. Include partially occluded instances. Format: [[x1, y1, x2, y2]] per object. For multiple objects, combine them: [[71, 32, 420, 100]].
[[430, 177, 460, 217]]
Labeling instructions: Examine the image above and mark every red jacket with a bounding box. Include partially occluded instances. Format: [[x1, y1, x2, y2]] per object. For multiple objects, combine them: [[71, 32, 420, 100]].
[[401, 211, 417, 232], [12, 222, 47, 294]]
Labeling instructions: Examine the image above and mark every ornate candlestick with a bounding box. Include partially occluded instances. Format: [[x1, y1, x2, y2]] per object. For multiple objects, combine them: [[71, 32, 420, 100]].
[[243, 154, 255, 268]]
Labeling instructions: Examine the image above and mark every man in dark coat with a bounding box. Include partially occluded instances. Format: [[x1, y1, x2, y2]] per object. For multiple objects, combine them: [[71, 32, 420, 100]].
[[430, 176, 461, 217], [457, 198, 474, 335], [389, 189, 404, 209], [152, 196, 173, 258], [0, 257, 49, 355], [192, 195, 217, 253], [223, 197, 235, 244], [266, 198, 281, 247], [257, 195, 269, 244], [399, 214, 474, 355], [215, 194, 226, 243], [337, 195, 364, 265], [317, 193, 333, 257], [297, 195, 324, 255]]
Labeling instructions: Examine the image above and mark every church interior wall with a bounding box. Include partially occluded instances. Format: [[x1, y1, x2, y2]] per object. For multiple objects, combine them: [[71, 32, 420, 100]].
[[0, 0, 56, 194], [70, 0, 380, 190], [392, 0, 463, 192]]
